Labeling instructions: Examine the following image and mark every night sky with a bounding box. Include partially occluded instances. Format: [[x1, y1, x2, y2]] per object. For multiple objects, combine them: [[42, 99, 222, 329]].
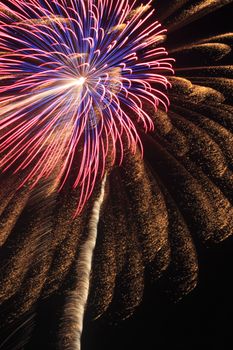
[[0, 1, 232, 349]]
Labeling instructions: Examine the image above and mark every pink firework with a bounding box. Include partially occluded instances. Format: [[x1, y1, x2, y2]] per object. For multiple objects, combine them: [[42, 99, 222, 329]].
[[0, 0, 173, 215]]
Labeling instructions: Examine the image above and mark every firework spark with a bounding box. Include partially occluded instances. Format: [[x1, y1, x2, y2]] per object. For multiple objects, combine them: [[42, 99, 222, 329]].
[[0, 0, 232, 349], [0, 0, 173, 215]]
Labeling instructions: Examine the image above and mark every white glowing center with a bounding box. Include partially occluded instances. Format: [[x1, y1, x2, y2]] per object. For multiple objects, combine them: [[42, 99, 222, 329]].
[[76, 76, 86, 86]]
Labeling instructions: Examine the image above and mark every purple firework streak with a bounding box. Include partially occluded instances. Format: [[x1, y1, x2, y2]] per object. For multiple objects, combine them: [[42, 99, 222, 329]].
[[0, 0, 173, 215]]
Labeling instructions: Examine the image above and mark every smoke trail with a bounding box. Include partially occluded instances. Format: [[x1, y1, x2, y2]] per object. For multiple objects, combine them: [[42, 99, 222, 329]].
[[59, 175, 107, 350]]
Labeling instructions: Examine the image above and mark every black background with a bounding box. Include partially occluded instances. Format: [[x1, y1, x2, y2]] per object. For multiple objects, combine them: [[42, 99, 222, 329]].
[[0, 1, 233, 349], [83, 237, 233, 349]]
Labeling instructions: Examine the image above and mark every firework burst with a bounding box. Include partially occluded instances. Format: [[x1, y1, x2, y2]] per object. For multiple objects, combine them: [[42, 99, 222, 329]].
[[1, 1, 232, 349], [0, 0, 173, 214]]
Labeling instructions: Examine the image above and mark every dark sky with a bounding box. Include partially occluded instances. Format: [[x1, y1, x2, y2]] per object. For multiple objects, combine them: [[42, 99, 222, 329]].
[[0, 2, 232, 350], [82, 237, 233, 350]]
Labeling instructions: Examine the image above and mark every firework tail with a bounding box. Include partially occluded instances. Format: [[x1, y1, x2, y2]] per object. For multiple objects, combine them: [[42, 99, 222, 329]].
[[58, 175, 107, 350]]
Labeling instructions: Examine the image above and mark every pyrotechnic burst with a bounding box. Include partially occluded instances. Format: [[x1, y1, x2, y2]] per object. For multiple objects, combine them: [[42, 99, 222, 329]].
[[0, 1, 232, 350], [0, 0, 173, 215]]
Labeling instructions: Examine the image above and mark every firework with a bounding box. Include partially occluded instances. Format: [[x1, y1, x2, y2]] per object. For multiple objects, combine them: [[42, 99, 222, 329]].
[[0, 0, 173, 215], [0, 1, 232, 349]]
